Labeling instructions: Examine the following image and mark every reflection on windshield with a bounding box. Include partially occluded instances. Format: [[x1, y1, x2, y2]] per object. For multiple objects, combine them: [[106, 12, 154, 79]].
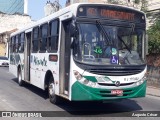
[[73, 23, 145, 65]]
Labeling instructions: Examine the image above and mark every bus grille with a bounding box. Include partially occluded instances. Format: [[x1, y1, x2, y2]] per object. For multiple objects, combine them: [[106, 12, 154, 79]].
[[86, 69, 142, 76], [98, 82, 134, 86]]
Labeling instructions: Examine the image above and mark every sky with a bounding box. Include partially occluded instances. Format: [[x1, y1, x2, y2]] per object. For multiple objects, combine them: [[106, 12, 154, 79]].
[[28, 0, 66, 20]]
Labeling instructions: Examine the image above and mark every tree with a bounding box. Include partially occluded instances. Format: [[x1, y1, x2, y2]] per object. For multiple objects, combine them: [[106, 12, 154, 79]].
[[147, 19, 160, 54], [134, 0, 140, 4], [107, 0, 119, 4]]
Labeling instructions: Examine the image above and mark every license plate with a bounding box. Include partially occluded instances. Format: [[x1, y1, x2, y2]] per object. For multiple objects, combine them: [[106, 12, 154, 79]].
[[111, 90, 123, 95]]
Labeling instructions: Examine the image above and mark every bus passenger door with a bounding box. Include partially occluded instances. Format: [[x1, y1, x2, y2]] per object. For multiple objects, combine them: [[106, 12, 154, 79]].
[[24, 31, 31, 81], [59, 20, 71, 95]]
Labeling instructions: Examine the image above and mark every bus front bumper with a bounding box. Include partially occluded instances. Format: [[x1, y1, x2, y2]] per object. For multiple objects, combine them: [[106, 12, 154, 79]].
[[71, 81, 146, 101]]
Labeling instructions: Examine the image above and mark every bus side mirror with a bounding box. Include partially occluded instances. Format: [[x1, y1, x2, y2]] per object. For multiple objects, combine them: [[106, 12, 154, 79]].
[[70, 20, 76, 37]]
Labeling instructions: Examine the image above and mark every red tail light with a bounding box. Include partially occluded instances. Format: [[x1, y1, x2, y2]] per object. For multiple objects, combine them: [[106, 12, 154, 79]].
[[49, 55, 58, 62]]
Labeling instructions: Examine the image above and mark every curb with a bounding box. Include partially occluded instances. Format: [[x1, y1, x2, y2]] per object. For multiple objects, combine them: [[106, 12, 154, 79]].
[[146, 86, 160, 97], [147, 86, 160, 90], [146, 93, 160, 97]]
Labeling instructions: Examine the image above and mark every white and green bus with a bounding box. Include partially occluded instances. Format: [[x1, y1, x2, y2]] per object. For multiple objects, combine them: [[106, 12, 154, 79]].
[[9, 3, 147, 104]]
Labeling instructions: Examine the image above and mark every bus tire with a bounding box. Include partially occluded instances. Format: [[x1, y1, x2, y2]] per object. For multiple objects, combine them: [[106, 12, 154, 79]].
[[18, 68, 24, 86], [48, 76, 60, 104]]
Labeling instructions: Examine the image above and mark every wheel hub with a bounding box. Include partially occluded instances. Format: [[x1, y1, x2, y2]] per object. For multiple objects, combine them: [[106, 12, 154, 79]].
[[49, 83, 55, 96]]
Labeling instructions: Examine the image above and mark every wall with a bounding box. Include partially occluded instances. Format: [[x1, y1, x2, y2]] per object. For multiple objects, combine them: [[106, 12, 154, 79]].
[[0, 13, 33, 56], [0, 13, 32, 33], [147, 54, 160, 88], [0, 44, 5, 56]]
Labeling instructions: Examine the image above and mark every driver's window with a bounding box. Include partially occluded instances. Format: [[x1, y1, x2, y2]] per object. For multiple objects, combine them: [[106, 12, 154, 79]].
[[121, 36, 130, 48], [132, 35, 138, 51]]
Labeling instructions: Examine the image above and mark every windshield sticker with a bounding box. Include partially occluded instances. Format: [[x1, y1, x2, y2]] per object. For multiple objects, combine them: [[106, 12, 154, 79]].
[[94, 46, 102, 54], [111, 48, 117, 55], [110, 55, 118, 64]]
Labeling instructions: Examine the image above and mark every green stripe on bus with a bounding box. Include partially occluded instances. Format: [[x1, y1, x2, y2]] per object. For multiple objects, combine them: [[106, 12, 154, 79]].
[[71, 81, 146, 101]]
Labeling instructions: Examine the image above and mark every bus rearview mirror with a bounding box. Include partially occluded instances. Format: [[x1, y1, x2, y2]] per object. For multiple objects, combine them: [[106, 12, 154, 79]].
[[70, 21, 76, 37]]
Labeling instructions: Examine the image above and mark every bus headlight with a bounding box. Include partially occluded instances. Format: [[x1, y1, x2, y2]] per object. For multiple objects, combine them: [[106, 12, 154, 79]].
[[135, 76, 146, 86], [73, 70, 82, 80], [73, 70, 97, 88]]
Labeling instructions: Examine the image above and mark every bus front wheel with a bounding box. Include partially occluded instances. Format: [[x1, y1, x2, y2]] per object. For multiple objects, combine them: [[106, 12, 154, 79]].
[[48, 76, 60, 104]]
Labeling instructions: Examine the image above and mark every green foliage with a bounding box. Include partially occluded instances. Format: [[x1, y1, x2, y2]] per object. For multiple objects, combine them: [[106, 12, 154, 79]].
[[107, 0, 119, 4], [134, 0, 140, 4], [147, 19, 160, 54], [141, 0, 148, 12]]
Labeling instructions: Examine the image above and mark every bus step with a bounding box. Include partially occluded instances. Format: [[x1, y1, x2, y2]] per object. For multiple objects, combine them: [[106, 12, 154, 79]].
[[59, 94, 69, 100]]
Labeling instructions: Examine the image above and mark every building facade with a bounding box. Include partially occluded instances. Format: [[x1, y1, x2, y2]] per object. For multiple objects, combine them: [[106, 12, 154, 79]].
[[148, 0, 160, 11], [146, 0, 160, 28], [0, 0, 25, 14], [0, 13, 32, 33], [0, 13, 32, 56], [44, 1, 62, 17]]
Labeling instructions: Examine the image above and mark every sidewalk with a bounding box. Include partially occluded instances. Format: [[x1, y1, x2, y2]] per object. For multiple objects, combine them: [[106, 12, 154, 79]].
[[146, 86, 160, 97]]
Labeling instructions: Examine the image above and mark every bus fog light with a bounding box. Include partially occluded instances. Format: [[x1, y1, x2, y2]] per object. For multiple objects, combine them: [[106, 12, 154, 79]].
[[87, 81, 96, 87], [83, 79, 89, 84]]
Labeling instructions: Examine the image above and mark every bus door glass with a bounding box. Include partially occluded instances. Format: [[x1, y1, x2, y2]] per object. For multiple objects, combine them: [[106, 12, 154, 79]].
[[60, 20, 72, 95], [24, 31, 31, 81]]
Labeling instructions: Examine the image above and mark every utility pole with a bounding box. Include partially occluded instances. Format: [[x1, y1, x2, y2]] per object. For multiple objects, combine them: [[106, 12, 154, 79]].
[[24, 0, 28, 14]]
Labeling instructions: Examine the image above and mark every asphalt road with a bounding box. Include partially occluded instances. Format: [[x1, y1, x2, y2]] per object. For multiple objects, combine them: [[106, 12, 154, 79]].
[[0, 67, 160, 120]]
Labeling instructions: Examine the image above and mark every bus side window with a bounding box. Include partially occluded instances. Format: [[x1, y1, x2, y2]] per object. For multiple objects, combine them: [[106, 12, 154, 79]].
[[17, 35, 21, 53], [13, 37, 15, 53], [48, 19, 59, 52], [32, 27, 39, 52], [10, 37, 13, 53], [40, 23, 48, 52], [19, 33, 25, 53], [15, 35, 19, 53], [10, 37, 13, 64]]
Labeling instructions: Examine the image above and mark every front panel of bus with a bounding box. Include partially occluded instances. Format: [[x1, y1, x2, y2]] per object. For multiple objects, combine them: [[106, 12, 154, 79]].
[[70, 4, 147, 101]]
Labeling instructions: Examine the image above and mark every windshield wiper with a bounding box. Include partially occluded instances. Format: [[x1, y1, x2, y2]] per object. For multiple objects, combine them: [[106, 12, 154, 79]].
[[118, 36, 131, 53], [96, 20, 112, 46]]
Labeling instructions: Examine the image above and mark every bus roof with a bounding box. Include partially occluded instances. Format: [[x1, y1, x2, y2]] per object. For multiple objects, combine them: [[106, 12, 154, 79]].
[[11, 3, 145, 36]]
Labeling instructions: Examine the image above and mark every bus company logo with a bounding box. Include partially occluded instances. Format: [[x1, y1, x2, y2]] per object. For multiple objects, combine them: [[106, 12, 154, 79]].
[[115, 81, 120, 87], [33, 56, 47, 66], [2, 112, 11, 117]]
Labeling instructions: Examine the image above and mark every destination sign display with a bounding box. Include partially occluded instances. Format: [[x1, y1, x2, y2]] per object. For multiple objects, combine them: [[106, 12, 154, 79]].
[[77, 5, 145, 23]]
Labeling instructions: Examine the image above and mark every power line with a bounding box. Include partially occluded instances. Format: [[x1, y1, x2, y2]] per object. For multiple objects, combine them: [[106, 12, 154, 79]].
[[13, 2, 24, 14], [4, 0, 17, 14], [9, 0, 24, 14], [0, 0, 24, 23]]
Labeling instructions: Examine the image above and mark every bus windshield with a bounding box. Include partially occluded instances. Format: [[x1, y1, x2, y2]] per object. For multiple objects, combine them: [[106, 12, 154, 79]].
[[73, 23, 145, 65]]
